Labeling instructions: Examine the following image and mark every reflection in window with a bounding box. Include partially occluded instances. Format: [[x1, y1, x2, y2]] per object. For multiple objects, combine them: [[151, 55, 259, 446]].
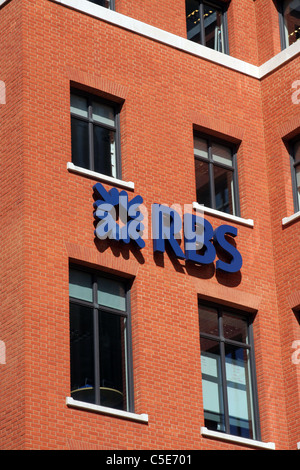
[[186, 0, 228, 53], [199, 303, 260, 440]]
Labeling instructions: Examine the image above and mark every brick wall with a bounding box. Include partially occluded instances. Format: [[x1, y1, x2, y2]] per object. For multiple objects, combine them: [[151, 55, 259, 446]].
[[261, 60, 300, 450], [0, 0, 299, 450], [0, 0, 26, 450]]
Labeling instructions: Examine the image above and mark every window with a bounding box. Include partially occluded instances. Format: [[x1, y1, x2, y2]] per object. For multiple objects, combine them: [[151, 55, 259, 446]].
[[289, 137, 300, 212], [194, 134, 240, 216], [88, 0, 115, 9], [70, 90, 121, 179], [185, 0, 229, 53], [199, 303, 260, 440], [279, 0, 300, 49], [69, 266, 134, 412]]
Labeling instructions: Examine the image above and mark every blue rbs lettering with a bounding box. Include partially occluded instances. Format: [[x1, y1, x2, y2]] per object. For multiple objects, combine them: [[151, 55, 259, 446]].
[[153, 207, 242, 274], [93, 184, 243, 274]]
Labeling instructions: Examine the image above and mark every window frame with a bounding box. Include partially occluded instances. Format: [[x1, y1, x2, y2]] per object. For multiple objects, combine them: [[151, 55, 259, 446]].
[[70, 88, 122, 180], [199, 301, 261, 441], [186, 0, 230, 54], [289, 136, 300, 212], [278, 0, 300, 49], [194, 133, 240, 217], [69, 264, 134, 413], [278, 0, 286, 49]]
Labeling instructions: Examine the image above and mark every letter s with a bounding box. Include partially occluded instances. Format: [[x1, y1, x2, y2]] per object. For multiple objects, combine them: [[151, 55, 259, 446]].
[[213, 225, 243, 273]]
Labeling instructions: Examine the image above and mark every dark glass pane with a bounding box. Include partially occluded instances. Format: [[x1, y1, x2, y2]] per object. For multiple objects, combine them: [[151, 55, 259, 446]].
[[186, 0, 201, 42], [92, 101, 115, 127], [223, 313, 248, 343], [194, 136, 209, 159], [294, 139, 300, 162], [70, 304, 95, 404], [213, 165, 234, 214], [93, 125, 115, 177], [200, 338, 225, 433], [99, 311, 127, 410], [212, 141, 233, 167], [283, 0, 300, 46], [69, 269, 93, 302], [295, 165, 300, 208], [199, 305, 219, 336], [204, 3, 224, 52], [70, 94, 88, 118], [71, 117, 89, 170], [225, 344, 255, 439], [89, 0, 111, 7], [195, 159, 210, 207]]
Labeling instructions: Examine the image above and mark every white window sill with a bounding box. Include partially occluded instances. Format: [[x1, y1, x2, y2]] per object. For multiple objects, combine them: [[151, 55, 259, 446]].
[[282, 211, 300, 226], [66, 397, 148, 423], [201, 427, 275, 450], [67, 162, 135, 190], [193, 202, 254, 227]]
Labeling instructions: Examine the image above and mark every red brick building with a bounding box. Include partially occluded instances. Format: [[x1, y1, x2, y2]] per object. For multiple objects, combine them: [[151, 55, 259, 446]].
[[0, 0, 299, 451]]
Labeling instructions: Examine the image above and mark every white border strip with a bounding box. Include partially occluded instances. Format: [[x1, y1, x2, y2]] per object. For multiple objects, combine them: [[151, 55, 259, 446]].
[[282, 210, 300, 226], [51, 0, 299, 80], [201, 427, 275, 450], [67, 162, 135, 190], [297, 441, 300, 450], [193, 202, 254, 227], [0, 0, 9, 7], [66, 396, 149, 423]]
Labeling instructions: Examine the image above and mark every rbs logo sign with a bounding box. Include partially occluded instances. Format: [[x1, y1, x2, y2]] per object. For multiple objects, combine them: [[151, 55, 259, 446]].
[[93, 182, 243, 274], [152, 205, 242, 273]]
